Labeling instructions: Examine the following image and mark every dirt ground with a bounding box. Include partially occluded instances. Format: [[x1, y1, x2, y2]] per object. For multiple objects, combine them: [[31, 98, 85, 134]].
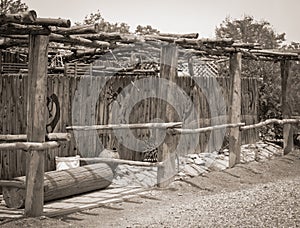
[[1, 149, 300, 227]]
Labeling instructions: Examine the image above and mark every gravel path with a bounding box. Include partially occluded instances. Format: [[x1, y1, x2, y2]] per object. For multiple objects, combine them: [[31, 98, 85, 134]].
[[142, 177, 300, 227], [1, 149, 300, 227]]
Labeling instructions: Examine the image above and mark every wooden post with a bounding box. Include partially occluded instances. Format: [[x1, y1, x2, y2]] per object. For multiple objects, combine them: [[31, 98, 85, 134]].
[[281, 59, 293, 154], [24, 34, 49, 217], [157, 44, 178, 187], [228, 52, 242, 168]]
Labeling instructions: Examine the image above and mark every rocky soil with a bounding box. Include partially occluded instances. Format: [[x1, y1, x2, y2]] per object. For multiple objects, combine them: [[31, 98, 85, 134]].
[[1, 144, 299, 228], [112, 141, 283, 187]]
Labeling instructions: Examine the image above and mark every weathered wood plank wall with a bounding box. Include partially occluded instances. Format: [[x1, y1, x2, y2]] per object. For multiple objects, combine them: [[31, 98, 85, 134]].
[[0, 73, 258, 179]]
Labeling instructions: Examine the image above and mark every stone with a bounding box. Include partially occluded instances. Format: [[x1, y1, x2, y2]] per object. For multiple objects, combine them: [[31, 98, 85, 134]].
[[183, 165, 199, 177], [194, 157, 205, 165], [177, 172, 186, 177], [190, 164, 208, 174], [204, 157, 216, 168], [218, 154, 225, 160]]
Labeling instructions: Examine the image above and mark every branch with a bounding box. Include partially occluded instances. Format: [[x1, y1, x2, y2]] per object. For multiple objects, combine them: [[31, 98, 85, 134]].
[[173, 123, 245, 134], [79, 157, 164, 167], [66, 122, 183, 131], [241, 118, 300, 130], [0, 133, 71, 142], [0, 141, 60, 151]]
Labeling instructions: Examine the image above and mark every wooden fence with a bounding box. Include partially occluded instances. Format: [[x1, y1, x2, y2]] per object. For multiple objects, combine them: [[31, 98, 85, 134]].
[[0, 73, 258, 180]]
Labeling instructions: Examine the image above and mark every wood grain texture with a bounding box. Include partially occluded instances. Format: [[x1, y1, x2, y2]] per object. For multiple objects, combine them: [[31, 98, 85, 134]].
[[228, 52, 242, 168], [24, 34, 49, 217]]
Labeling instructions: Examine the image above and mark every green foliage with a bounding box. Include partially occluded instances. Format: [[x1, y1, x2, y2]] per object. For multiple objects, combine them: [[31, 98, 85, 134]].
[[77, 10, 130, 34], [0, 0, 27, 14], [135, 25, 159, 35]]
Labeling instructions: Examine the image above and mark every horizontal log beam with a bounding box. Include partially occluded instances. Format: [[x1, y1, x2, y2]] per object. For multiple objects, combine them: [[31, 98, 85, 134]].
[[0, 133, 71, 142], [173, 123, 245, 134], [250, 50, 300, 58], [0, 10, 37, 25], [0, 23, 50, 35], [66, 122, 183, 131], [50, 24, 99, 35], [241, 118, 300, 130], [0, 180, 25, 188], [0, 37, 28, 48], [30, 18, 71, 27], [79, 157, 164, 167], [50, 33, 110, 48], [158, 32, 199, 39], [77, 33, 142, 44], [0, 141, 60, 151]]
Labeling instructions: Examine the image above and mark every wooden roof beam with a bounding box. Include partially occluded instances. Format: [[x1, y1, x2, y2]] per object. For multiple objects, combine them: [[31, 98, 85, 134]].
[[0, 10, 37, 25], [50, 24, 99, 35]]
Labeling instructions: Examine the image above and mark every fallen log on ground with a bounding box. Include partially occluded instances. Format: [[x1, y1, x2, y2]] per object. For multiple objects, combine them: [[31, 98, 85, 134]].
[[2, 163, 113, 209]]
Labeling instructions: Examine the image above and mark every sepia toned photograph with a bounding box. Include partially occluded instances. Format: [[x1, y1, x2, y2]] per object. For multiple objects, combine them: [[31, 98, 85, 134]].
[[0, 0, 299, 227]]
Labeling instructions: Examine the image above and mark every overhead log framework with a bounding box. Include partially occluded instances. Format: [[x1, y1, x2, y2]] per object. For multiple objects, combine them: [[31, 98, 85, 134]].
[[0, 10, 299, 62]]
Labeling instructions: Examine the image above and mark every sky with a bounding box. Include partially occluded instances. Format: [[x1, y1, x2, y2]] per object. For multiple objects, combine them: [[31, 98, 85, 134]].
[[23, 0, 300, 43]]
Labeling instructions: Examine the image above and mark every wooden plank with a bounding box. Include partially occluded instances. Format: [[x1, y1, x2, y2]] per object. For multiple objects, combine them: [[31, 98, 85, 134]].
[[0, 73, 3, 182], [2, 75, 9, 180], [157, 44, 178, 187], [24, 34, 49, 217], [281, 60, 294, 154], [62, 75, 71, 157], [228, 52, 242, 168], [15, 75, 23, 177]]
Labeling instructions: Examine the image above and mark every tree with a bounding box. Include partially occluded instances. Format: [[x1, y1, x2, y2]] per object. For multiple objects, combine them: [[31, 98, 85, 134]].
[[0, 0, 28, 14], [216, 15, 285, 48], [77, 10, 130, 34], [216, 16, 287, 140], [135, 25, 159, 35]]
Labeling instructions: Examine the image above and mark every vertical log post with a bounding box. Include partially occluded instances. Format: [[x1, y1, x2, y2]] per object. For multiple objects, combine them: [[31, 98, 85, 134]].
[[157, 44, 178, 187], [228, 52, 242, 168], [24, 34, 49, 217], [281, 59, 293, 154]]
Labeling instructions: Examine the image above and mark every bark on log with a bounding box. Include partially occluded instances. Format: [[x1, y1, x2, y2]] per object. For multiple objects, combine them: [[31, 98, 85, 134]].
[[158, 32, 199, 39], [3, 163, 113, 209], [50, 24, 100, 35], [0, 10, 37, 25], [31, 18, 71, 27], [49, 33, 110, 48], [0, 23, 50, 35], [78, 33, 142, 43], [0, 37, 28, 48]]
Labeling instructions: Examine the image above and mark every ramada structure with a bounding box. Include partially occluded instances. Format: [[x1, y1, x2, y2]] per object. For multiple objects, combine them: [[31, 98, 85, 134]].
[[0, 10, 299, 217]]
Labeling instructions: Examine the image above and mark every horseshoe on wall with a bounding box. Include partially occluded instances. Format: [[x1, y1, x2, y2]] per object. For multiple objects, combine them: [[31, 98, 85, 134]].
[[46, 93, 60, 133]]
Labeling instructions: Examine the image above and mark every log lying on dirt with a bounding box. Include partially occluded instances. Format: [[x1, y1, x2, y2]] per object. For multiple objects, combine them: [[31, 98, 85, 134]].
[[2, 163, 113, 209]]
